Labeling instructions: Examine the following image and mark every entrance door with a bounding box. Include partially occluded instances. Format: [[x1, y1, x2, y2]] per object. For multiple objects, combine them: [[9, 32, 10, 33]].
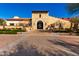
[[37, 21, 43, 29]]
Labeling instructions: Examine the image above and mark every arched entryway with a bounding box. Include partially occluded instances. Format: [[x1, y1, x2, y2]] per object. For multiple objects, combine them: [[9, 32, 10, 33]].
[[37, 21, 43, 29]]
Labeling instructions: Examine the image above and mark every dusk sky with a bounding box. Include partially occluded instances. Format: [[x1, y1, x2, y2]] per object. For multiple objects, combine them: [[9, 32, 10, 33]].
[[0, 3, 71, 19]]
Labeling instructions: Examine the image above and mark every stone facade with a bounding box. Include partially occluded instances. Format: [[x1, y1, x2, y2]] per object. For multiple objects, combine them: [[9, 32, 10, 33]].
[[32, 11, 48, 30]]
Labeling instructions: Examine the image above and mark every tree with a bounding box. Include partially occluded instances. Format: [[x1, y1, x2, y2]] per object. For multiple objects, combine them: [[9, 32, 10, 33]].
[[0, 19, 6, 29], [70, 18, 79, 32], [0, 19, 4, 25], [59, 23, 63, 31], [68, 3, 79, 14], [68, 4, 79, 32]]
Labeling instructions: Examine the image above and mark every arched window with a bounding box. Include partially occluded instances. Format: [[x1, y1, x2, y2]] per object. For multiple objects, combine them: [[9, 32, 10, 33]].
[[39, 14, 41, 18]]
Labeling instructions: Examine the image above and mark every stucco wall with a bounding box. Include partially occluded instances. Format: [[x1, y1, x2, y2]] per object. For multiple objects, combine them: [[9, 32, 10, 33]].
[[6, 21, 20, 26], [47, 16, 71, 29]]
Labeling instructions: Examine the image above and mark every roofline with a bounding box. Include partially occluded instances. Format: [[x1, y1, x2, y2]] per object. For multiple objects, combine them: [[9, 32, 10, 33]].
[[6, 18, 32, 21], [32, 11, 48, 13], [7, 18, 31, 19]]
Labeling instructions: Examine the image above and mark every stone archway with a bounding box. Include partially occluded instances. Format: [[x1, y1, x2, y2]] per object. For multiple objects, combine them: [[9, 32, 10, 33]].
[[37, 21, 43, 29]]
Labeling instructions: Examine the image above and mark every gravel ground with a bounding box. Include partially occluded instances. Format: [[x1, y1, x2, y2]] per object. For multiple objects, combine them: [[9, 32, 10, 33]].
[[0, 31, 79, 56]]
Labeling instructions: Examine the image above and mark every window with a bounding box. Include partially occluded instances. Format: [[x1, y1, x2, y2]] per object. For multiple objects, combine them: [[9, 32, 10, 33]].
[[10, 23, 14, 26], [39, 14, 41, 18]]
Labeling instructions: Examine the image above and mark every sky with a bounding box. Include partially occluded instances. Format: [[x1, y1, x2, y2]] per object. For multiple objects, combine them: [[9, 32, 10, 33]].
[[0, 3, 71, 19]]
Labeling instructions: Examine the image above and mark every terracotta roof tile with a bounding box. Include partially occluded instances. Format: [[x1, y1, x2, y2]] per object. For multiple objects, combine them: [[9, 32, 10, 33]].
[[7, 18, 32, 21], [61, 18, 71, 21]]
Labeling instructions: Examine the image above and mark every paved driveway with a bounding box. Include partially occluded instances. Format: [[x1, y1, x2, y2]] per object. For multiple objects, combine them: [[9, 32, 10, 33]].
[[0, 31, 79, 56]]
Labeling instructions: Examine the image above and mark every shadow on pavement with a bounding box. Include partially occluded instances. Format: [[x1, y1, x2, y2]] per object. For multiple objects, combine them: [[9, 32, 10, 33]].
[[9, 43, 45, 56], [48, 39, 79, 55]]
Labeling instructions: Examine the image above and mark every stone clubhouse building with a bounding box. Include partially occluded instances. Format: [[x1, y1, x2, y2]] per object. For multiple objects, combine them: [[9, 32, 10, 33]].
[[0, 11, 71, 31]]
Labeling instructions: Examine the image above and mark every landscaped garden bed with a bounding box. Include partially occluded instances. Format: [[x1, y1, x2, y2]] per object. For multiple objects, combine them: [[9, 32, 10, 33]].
[[0, 28, 26, 34]]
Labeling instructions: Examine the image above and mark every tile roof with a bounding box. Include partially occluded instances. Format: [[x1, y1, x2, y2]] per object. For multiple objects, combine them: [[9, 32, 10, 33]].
[[7, 18, 32, 21], [61, 18, 71, 21]]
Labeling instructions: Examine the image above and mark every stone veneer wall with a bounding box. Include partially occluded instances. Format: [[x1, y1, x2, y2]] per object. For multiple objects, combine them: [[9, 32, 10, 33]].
[[32, 12, 49, 30]]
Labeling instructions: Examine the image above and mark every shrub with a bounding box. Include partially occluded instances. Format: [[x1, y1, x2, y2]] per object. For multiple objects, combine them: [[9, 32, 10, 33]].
[[53, 28, 72, 33], [0, 30, 17, 34], [0, 28, 25, 34], [14, 28, 26, 32]]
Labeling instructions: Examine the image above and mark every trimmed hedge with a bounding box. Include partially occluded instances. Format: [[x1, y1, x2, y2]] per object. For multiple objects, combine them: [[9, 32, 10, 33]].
[[0, 28, 26, 34], [0, 30, 17, 34]]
